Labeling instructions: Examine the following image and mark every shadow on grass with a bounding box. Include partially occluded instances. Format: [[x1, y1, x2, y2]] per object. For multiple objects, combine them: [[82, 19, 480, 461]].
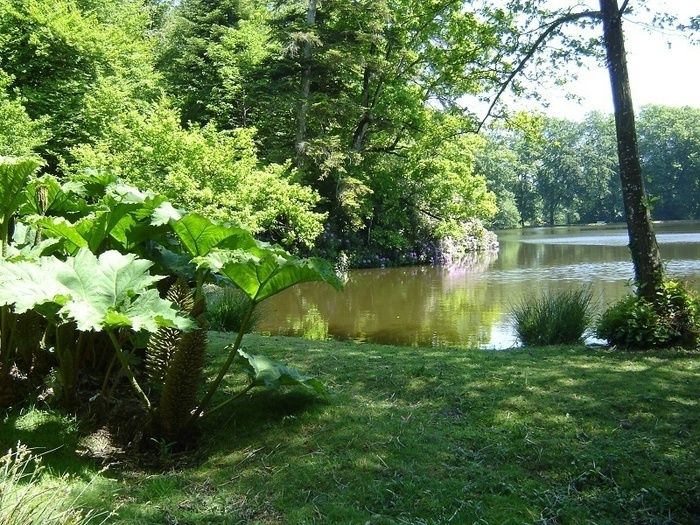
[[5, 333, 699, 524], [172, 337, 700, 524], [0, 408, 98, 479], [201, 389, 328, 450]]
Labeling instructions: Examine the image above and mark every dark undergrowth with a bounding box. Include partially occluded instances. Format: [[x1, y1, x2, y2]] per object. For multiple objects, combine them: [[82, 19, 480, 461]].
[[2, 333, 699, 524]]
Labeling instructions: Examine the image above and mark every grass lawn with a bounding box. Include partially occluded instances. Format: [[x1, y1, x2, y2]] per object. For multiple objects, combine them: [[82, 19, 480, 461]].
[[2, 333, 699, 524]]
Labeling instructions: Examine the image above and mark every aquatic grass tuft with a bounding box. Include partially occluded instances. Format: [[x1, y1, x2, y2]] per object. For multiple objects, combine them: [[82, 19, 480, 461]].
[[205, 286, 262, 333], [511, 288, 593, 346]]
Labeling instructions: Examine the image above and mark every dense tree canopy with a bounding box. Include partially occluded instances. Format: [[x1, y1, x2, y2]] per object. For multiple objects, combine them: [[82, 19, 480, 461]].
[[0, 0, 697, 262]]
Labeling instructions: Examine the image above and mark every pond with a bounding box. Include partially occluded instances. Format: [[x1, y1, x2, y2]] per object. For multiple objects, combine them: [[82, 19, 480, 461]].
[[257, 221, 700, 349]]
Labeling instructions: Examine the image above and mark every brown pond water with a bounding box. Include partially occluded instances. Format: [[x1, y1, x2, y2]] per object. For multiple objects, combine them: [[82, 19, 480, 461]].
[[257, 222, 700, 349]]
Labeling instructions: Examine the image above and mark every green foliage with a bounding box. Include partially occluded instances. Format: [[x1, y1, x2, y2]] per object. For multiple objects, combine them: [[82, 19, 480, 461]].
[[479, 106, 700, 227], [511, 288, 593, 346], [597, 280, 700, 349], [491, 195, 521, 230], [157, 0, 270, 128], [0, 249, 191, 333], [190, 242, 342, 420], [206, 286, 260, 333], [638, 105, 700, 220], [171, 213, 256, 259], [154, 0, 510, 262], [0, 71, 49, 157], [29, 177, 179, 257], [475, 136, 523, 229], [195, 245, 343, 303], [0, 0, 159, 164], [0, 154, 340, 436], [0, 157, 41, 250], [70, 101, 325, 250]]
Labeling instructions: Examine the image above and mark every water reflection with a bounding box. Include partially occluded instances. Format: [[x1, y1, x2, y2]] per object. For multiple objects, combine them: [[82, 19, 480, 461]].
[[258, 222, 700, 349]]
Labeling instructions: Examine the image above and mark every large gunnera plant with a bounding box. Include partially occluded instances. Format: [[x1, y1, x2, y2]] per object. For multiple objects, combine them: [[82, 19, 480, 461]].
[[0, 155, 343, 448]]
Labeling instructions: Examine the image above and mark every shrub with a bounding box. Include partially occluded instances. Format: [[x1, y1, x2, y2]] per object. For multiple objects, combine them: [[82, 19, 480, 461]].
[[206, 286, 262, 333], [597, 280, 700, 349], [512, 288, 593, 346], [69, 101, 325, 250]]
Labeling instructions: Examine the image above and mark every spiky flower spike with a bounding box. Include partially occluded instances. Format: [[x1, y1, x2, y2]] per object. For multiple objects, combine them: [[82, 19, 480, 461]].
[[158, 296, 207, 441], [145, 279, 194, 386]]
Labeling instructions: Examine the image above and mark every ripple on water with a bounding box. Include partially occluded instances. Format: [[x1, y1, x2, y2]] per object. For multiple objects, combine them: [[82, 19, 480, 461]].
[[484, 260, 700, 284], [520, 232, 700, 246]]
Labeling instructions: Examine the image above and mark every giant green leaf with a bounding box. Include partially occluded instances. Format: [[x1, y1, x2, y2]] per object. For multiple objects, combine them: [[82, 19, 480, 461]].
[[104, 182, 157, 205], [7, 222, 60, 260], [21, 175, 88, 217], [54, 249, 176, 332], [33, 216, 89, 255], [238, 350, 328, 396], [195, 245, 343, 303], [0, 156, 40, 230], [35, 202, 153, 254], [0, 257, 68, 314], [0, 249, 192, 333], [150, 201, 184, 226], [171, 214, 256, 258], [75, 209, 133, 253], [101, 183, 177, 250], [102, 289, 193, 333], [69, 170, 119, 200]]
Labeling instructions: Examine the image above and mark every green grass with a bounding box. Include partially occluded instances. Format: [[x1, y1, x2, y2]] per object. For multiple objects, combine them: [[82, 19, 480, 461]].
[[2, 334, 699, 524]]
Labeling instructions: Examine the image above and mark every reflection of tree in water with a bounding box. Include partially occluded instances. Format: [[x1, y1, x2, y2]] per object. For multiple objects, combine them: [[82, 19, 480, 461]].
[[259, 223, 700, 348], [290, 304, 328, 341], [259, 256, 506, 348], [442, 250, 499, 282]]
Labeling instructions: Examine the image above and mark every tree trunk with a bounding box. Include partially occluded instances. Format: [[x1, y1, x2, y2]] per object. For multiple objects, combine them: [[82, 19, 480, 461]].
[[295, 0, 317, 167], [352, 49, 375, 153], [599, 0, 664, 301]]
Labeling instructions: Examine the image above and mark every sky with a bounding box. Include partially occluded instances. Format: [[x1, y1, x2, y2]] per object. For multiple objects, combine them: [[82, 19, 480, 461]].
[[497, 0, 700, 121]]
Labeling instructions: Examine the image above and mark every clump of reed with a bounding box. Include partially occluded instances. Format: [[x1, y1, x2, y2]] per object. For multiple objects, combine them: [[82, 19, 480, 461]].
[[511, 288, 593, 346]]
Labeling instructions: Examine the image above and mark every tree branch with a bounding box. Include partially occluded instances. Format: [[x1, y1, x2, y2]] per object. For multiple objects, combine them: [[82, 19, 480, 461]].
[[477, 9, 602, 133]]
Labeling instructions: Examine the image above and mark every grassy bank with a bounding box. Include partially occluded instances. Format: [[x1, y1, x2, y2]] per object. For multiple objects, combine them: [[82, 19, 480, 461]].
[[2, 334, 699, 524]]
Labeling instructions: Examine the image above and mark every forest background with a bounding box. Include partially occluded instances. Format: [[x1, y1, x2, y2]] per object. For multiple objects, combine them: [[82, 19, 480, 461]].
[[1, 0, 698, 269]]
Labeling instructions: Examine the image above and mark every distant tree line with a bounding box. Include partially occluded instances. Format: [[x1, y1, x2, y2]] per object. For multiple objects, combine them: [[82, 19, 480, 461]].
[[481, 106, 700, 229]]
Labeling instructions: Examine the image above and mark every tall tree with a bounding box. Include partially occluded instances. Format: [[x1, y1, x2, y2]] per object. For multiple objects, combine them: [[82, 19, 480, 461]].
[[0, 0, 159, 168], [536, 118, 582, 225], [294, 0, 317, 166], [598, 0, 663, 300]]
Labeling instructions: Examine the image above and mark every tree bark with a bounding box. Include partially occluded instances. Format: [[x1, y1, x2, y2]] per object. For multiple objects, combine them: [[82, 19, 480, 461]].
[[599, 0, 664, 300], [351, 45, 377, 153], [295, 0, 317, 167]]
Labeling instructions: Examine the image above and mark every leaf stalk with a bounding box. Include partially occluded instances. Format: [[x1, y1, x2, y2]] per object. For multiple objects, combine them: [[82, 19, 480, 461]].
[[106, 329, 152, 412], [186, 301, 256, 426]]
